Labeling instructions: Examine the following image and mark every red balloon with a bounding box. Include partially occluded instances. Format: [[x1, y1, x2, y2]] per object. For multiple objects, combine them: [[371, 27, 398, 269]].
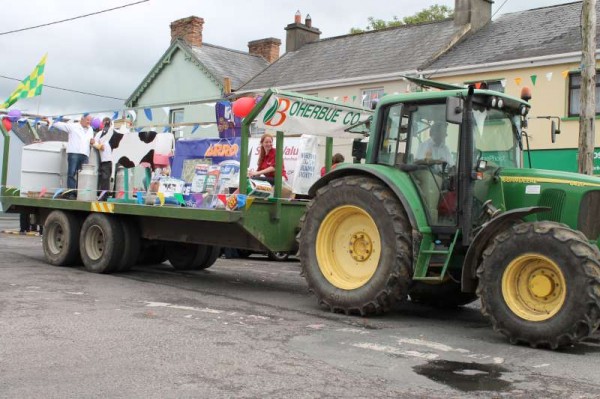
[[2, 118, 12, 131], [232, 97, 256, 118]]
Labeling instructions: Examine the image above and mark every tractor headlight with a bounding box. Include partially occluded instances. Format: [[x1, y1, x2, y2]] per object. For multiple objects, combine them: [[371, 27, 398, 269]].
[[490, 97, 498, 108], [497, 99, 504, 108]]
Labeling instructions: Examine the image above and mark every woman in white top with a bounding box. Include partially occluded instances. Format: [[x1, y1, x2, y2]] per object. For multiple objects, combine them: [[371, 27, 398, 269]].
[[93, 117, 113, 196]]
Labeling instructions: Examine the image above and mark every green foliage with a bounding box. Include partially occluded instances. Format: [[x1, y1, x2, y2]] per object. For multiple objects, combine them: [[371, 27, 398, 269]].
[[350, 4, 454, 34]]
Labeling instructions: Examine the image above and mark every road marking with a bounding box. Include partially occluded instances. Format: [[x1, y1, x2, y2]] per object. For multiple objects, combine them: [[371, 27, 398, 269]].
[[144, 301, 223, 314], [352, 342, 439, 360], [396, 338, 469, 353], [337, 328, 370, 335]]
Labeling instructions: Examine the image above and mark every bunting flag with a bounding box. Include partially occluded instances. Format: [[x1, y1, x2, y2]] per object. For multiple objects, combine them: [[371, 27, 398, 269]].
[[162, 106, 170, 116], [546, 72, 553, 81], [162, 126, 170, 133], [245, 196, 255, 210], [116, 190, 124, 199], [112, 111, 119, 120], [333, 96, 339, 101], [2, 54, 47, 109], [156, 192, 165, 206], [52, 188, 64, 199], [561, 70, 569, 79], [500, 79, 506, 88], [135, 127, 143, 133], [173, 193, 185, 206], [127, 110, 136, 122], [136, 192, 144, 204], [98, 190, 108, 201], [352, 95, 357, 102], [143, 108, 152, 121], [530, 75, 537, 86], [343, 96, 349, 102], [191, 124, 200, 134], [514, 77, 522, 86], [38, 187, 47, 198], [474, 82, 482, 89]]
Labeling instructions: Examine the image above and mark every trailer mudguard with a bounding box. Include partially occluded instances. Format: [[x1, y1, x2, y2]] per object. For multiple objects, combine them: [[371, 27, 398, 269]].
[[461, 206, 551, 292]]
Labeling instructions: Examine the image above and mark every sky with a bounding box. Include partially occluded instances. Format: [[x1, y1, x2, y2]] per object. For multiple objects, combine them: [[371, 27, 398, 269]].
[[0, 0, 572, 117]]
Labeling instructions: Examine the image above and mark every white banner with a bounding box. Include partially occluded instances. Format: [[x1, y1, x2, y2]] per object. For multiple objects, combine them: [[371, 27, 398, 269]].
[[256, 93, 372, 138], [291, 135, 320, 195]]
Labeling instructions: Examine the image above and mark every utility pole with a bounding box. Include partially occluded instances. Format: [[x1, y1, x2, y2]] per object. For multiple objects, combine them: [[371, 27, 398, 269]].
[[578, 0, 597, 175]]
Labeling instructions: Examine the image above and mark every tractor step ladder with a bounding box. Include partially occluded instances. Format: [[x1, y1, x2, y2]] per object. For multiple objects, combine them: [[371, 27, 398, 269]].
[[412, 230, 460, 281]]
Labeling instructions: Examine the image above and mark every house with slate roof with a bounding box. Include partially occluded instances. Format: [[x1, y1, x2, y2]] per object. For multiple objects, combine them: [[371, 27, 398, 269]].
[[238, 0, 491, 109], [424, 1, 600, 174], [125, 16, 278, 138]]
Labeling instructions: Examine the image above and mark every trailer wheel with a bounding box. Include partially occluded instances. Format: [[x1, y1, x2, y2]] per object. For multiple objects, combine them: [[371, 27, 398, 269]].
[[267, 251, 289, 261], [166, 243, 209, 270], [196, 246, 221, 270], [410, 279, 478, 308], [79, 213, 125, 274], [42, 210, 82, 266], [116, 218, 141, 272], [477, 221, 600, 348], [299, 176, 412, 315], [137, 241, 167, 265]]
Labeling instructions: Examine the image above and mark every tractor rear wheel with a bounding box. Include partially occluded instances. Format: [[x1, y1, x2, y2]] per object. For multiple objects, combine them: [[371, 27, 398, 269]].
[[477, 221, 600, 349], [298, 176, 412, 315]]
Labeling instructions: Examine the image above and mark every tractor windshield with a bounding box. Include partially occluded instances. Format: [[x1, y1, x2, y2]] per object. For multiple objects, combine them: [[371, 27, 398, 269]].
[[472, 105, 522, 170]]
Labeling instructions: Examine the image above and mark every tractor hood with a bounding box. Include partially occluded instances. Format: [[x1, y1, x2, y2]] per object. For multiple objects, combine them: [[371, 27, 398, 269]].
[[499, 167, 600, 189]]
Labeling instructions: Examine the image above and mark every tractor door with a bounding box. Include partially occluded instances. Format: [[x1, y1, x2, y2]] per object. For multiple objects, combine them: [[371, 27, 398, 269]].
[[404, 103, 460, 227]]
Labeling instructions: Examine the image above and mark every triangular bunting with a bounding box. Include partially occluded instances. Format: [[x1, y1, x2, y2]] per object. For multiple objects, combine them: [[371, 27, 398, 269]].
[[530, 75, 537, 86], [561, 70, 569, 79], [515, 77, 522, 86], [546, 72, 553, 81]]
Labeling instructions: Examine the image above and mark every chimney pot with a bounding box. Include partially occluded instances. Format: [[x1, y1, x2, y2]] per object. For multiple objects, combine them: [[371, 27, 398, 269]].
[[294, 10, 301, 24], [305, 14, 312, 28]]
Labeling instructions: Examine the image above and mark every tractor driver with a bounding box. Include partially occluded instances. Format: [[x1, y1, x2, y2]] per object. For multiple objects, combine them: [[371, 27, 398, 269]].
[[416, 122, 454, 169]]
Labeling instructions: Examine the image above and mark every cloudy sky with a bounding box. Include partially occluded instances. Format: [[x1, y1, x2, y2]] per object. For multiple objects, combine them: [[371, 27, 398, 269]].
[[0, 0, 571, 117]]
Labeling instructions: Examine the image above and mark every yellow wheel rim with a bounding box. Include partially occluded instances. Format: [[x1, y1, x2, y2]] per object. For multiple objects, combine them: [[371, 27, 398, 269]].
[[501, 253, 566, 321], [316, 205, 381, 290]]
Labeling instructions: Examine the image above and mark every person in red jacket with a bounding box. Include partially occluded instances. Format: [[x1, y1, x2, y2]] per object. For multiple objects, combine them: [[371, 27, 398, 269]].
[[248, 133, 288, 184], [320, 153, 345, 177]]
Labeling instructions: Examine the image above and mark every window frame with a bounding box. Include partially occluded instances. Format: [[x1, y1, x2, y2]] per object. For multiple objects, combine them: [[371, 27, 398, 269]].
[[362, 87, 384, 109], [169, 108, 184, 134], [568, 71, 600, 117]]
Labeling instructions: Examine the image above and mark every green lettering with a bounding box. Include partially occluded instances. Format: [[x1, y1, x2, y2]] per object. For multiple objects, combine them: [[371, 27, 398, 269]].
[[317, 107, 328, 120], [289, 101, 300, 116], [297, 102, 308, 115], [324, 108, 336, 121], [311, 105, 321, 119], [303, 104, 314, 117], [331, 109, 341, 123]]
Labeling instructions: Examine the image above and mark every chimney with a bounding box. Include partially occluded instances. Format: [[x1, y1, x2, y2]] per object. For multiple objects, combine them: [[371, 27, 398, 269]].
[[454, 0, 492, 32], [285, 11, 321, 52], [248, 38, 282, 63], [170, 16, 204, 47]]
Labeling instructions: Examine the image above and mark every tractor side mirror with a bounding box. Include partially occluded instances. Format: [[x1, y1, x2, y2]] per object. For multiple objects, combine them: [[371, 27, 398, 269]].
[[352, 139, 367, 163], [551, 120, 557, 143], [446, 96, 463, 124]]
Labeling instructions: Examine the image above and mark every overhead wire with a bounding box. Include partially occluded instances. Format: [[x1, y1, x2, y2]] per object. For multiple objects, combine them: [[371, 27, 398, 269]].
[[0, 75, 125, 101], [0, 0, 149, 36]]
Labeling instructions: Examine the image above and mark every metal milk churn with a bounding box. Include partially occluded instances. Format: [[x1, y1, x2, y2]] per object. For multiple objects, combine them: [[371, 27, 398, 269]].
[[77, 164, 98, 201]]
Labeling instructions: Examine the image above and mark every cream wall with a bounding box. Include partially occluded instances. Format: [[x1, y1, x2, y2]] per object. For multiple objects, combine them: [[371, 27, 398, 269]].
[[434, 62, 600, 150], [298, 80, 411, 108]]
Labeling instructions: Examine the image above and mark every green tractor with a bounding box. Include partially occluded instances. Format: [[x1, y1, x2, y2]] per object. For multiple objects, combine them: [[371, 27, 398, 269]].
[[299, 78, 600, 349]]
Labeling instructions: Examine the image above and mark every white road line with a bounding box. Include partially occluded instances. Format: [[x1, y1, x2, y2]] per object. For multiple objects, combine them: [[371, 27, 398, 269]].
[[352, 342, 439, 360]]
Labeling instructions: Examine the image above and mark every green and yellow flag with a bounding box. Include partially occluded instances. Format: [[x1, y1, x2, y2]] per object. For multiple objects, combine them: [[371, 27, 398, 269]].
[[2, 54, 47, 109]]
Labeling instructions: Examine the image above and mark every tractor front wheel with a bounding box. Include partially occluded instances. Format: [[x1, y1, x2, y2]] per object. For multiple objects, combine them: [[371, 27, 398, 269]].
[[477, 221, 600, 348], [298, 176, 412, 315]]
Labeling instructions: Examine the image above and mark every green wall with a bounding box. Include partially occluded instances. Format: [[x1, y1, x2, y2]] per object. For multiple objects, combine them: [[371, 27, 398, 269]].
[[525, 148, 600, 175]]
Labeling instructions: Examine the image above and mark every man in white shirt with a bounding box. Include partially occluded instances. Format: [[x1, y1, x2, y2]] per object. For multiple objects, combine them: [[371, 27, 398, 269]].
[[416, 122, 454, 168], [51, 114, 95, 189]]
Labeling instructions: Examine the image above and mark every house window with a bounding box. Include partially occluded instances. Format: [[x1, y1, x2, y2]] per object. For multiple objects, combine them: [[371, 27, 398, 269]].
[[568, 72, 600, 116], [362, 87, 384, 109], [169, 108, 184, 134]]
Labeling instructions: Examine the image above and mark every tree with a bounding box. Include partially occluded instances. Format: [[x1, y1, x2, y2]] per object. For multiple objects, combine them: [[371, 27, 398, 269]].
[[350, 5, 453, 34]]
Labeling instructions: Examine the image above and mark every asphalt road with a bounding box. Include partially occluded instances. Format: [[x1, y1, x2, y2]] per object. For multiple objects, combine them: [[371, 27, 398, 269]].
[[1, 216, 600, 398]]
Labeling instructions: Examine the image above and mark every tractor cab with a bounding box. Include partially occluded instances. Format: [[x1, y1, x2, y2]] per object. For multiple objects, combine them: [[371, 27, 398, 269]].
[[371, 81, 529, 241]]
